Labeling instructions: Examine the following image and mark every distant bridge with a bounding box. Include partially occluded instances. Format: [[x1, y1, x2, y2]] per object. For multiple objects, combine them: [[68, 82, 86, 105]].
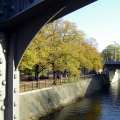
[[104, 61, 120, 69]]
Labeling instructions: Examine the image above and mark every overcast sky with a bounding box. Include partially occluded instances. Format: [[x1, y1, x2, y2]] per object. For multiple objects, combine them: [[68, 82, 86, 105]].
[[63, 0, 120, 51]]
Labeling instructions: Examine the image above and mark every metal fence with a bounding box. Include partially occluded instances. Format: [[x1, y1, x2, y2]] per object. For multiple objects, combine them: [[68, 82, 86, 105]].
[[20, 74, 95, 92]]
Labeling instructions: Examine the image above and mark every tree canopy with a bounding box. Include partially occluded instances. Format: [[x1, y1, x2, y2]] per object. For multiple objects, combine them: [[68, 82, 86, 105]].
[[102, 44, 120, 62], [19, 20, 102, 77]]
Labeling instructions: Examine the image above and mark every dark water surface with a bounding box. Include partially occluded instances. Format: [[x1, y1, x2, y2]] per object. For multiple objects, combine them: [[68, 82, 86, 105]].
[[41, 82, 120, 120]]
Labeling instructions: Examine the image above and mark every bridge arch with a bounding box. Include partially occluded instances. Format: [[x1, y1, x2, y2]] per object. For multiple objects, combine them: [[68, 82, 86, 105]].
[[1, 0, 96, 68]]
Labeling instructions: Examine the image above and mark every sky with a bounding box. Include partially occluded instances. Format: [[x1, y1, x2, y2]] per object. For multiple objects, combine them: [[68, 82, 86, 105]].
[[63, 0, 120, 51]]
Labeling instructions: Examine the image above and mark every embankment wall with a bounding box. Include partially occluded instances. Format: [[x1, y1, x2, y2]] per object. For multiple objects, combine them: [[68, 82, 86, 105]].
[[20, 75, 105, 120]]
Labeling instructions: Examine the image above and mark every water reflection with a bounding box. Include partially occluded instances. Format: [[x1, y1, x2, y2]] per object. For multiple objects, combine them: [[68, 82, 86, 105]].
[[40, 81, 120, 120]]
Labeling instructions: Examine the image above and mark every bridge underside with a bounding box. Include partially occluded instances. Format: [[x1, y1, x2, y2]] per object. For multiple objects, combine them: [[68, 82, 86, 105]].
[[0, 0, 96, 68], [104, 64, 120, 70], [104, 61, 120, 70]]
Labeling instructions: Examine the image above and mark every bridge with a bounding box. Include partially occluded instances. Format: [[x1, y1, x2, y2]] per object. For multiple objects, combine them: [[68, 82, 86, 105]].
[[102, 48, 120, 84], [0, 0, 96, 120]]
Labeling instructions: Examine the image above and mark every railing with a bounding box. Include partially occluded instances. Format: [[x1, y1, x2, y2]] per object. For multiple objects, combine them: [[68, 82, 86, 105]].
[[20, 74, 95, 92]]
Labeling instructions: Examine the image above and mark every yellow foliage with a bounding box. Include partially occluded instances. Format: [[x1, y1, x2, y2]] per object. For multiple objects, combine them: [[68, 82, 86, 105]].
[[19, 20, 102, 76]]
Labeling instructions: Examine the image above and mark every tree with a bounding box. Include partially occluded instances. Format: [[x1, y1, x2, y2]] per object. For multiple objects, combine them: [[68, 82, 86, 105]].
[[102, 44, 120, 62], [40, 20, 85, 78], [19, 20, 102, 79]]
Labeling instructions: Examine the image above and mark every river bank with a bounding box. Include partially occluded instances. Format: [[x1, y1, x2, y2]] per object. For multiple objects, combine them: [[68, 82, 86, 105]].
[[40, 81, 120, 120], [20, 74, 108, 120]]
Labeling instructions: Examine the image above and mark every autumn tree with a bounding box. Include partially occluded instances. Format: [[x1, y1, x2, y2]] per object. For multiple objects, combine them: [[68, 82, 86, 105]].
[[19, 20, 102, 80]]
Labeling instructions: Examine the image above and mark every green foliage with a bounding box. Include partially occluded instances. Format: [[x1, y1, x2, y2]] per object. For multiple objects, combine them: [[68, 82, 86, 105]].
[[102, 44, 120, 62], [19, 20, 102, 76]]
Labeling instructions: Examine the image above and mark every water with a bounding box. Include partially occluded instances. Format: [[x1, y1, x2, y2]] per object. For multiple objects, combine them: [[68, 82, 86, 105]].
[[40, 81, 120, 120]]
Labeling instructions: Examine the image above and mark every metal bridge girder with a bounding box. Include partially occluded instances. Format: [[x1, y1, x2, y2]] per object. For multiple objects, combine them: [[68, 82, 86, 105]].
[[0, 0, 97, 69], [0, 33, 6, 120], [0, 0, 44, 22], [4, 0, 97, 68]]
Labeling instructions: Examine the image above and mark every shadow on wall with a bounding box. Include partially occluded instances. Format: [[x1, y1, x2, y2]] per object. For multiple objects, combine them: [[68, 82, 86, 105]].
[[84, 74, 109, 97]]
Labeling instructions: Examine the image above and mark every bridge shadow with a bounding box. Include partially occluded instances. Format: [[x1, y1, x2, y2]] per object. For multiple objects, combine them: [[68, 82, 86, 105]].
[[84, 74, 110, 97]]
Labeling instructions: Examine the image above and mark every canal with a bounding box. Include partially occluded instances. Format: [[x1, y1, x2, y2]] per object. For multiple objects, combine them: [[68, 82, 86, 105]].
[[40, 81, 120, 120]]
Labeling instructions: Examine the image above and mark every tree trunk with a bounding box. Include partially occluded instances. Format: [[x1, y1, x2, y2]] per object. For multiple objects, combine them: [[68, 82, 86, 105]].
[[52, 63, 56, 85]]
